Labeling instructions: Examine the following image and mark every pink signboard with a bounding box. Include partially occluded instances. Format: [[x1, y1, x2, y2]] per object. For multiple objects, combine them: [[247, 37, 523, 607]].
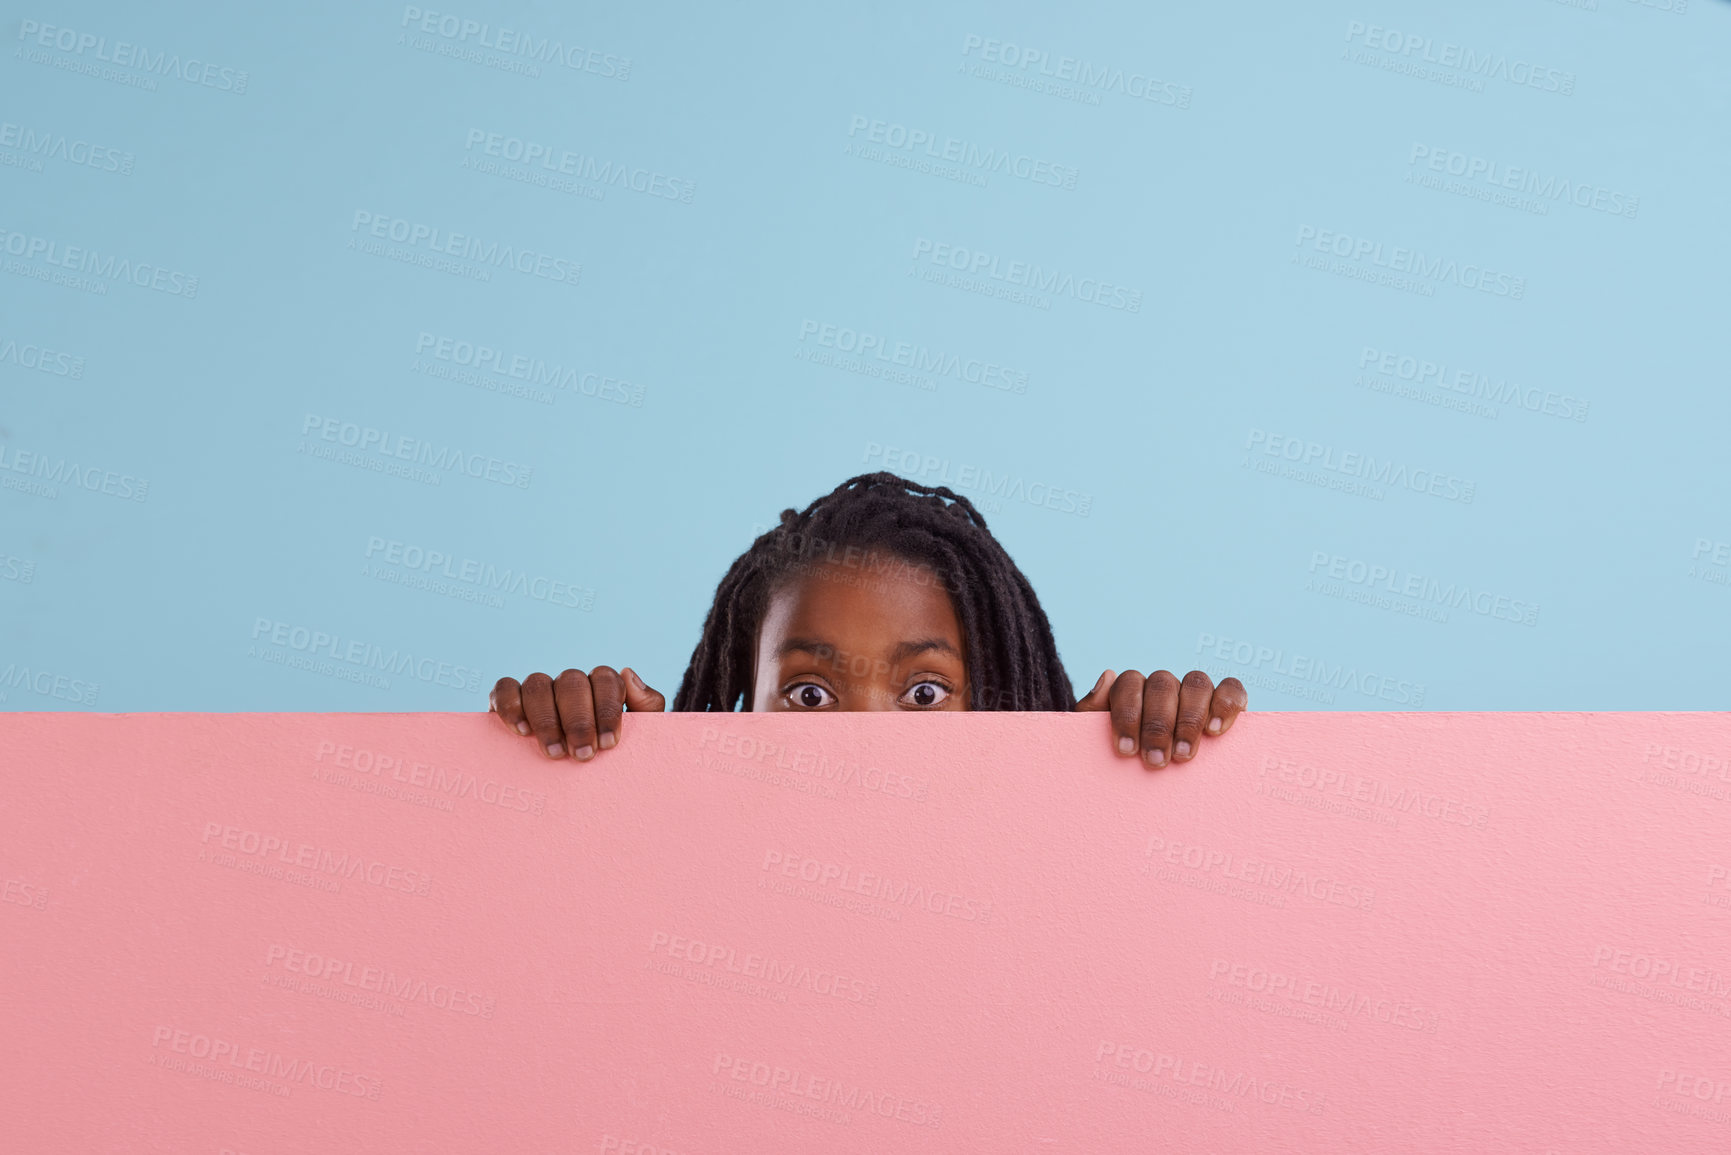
[[4, 710, 1728, 1151]]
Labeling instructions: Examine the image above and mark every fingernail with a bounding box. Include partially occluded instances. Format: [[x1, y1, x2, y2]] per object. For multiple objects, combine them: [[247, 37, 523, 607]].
[[1207, 717, 1222, 734], [546, 742, 564, 758], [599, 732, 617, 750], [1175, 741, 1192, 758], [1145, 748, 1166, 767], [516, 722, 530, 735], [1118, 737, 1135, 755], [627, 669, 645, 688], [575, 745, 595, 761], [489, 691, 497, 712]]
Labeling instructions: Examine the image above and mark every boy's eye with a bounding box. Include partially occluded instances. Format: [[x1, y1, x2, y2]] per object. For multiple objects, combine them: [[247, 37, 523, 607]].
[[787, 682, 836, 709], [901, 681, 951, 708]]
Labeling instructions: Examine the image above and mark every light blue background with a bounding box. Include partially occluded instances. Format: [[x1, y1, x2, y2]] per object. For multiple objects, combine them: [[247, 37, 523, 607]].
[[2, 0, 1726, 713]]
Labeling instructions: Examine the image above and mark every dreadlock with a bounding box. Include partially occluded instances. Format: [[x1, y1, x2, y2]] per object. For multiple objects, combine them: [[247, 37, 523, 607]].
[[671, 471, 1076, 712]]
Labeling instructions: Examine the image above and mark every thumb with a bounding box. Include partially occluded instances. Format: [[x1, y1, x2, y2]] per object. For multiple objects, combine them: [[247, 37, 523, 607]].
[[1074, 670, 1114, 712], [621, 667, 667, 712]]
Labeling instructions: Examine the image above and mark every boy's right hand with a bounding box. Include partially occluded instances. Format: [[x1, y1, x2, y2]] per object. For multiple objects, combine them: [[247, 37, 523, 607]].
[[489, 667, 666, 761]]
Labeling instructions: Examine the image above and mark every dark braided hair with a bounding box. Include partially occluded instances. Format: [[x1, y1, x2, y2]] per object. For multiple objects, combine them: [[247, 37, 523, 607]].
[[671, 472, 1076, 712]]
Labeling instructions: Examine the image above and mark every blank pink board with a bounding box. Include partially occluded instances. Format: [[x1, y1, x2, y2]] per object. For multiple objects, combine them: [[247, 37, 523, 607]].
[[3, 711, 1729, 1152]]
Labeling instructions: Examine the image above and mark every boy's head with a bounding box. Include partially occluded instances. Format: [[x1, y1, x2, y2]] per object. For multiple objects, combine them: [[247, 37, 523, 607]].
[[672, 472, 1075, 712]]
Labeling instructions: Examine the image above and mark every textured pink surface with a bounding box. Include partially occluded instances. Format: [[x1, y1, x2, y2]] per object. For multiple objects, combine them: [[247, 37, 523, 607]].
[[3, 710, 1730, 1151]]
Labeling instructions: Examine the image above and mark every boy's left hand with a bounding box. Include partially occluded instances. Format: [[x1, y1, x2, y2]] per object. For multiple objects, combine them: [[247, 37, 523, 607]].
[[1075, 670, 1248, 768]]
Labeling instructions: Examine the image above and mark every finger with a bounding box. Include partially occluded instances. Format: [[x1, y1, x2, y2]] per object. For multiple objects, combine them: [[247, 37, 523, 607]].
[[589, 666, 625, 750], [520, 672, 565, 758], [1172, 671, 1214, 762], [1207, 677, 1249, 736], [491, 677, 529, 736], [621, 667, 667, 712], [1074, 670, 1114, 712], [1108, 670, 1145, 757], [553, 669, 598, 761], [1140, 670, 1181, 768]]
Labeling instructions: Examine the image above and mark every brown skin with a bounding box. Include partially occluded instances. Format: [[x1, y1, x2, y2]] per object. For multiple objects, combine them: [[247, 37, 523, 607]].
[[490, 557, 1246, 767]]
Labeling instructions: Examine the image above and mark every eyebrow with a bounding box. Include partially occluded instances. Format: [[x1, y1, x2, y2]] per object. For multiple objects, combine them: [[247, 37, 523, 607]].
[[775, 637, 963, 664], [775, 637, 837, 661], [890, 638, 962, 664]]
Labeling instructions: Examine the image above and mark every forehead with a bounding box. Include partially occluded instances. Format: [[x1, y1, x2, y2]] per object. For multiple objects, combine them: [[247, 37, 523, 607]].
[[760, 556, 963, 651]]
